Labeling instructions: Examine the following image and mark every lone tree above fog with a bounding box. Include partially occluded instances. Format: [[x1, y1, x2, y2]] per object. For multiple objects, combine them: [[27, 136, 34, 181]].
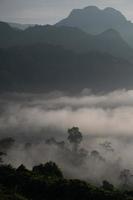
[[68, 127, 83, 151]]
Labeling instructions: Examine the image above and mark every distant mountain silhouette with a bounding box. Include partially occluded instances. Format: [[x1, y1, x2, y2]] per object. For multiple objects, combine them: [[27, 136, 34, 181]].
[[56, 6, 133, 48], [0, 44, 133, 92], [0, 21, 133, 63], [56, 6, 126, 33]]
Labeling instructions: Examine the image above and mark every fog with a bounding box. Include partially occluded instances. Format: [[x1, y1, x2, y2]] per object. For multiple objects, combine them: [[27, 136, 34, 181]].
[[1, 89, 133, 186]]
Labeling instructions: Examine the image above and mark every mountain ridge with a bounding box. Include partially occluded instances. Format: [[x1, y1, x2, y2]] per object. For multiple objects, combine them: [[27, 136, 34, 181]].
[[56, 6, 127, 32], [0, 21, 133, 63], [0, 43, 133, 92], [56, 6, 133, 48]]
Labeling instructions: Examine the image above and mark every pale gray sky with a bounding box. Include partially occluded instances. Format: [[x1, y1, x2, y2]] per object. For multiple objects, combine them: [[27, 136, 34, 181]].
[[0, 0, 132, 24]]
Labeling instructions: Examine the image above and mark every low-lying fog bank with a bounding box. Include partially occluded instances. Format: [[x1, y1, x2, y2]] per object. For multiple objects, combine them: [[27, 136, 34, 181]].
[[0, 89, 133, 186]]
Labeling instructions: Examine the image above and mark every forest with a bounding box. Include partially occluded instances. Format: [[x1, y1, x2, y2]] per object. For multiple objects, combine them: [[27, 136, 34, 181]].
[[0, 127, 133, 200], [0, 161, 133, 200]]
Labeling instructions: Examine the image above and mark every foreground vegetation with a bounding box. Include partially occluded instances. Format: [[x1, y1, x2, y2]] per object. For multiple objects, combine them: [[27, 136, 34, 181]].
[[0, 161, 133, 200], [0, 127, 133, 199]]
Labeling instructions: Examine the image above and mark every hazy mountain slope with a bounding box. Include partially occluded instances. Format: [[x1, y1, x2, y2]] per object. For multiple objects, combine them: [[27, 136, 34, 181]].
[[0, 22, 21, 48], [0, 22, 133, 62], [0, 22, 88, 48], [56, 6, 133, 48], [8, 22, 35, 30], [0, 44, 133, 92], [56, 6, 127, 34], [86, 29, 133, 62]]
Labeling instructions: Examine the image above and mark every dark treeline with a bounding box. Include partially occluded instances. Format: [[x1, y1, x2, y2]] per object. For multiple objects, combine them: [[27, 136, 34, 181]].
[[0, 128, 133, 199], [0, 161, 133, 200]]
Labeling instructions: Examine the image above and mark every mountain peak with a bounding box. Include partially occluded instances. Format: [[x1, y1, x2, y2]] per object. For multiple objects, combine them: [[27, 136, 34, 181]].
[[103, 7, 127, 20], [69, 6, 100, 17], [83, 6, 100, 11], [56, 6, 128, 34]]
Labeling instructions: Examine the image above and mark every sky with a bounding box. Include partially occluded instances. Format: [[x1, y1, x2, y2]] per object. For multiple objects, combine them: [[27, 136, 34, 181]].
[[0, 0, 132, 24]]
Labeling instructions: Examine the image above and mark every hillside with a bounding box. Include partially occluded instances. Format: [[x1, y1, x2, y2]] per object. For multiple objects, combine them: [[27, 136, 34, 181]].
[[0, 44, 133, 92], [0, 21, 133, 63]]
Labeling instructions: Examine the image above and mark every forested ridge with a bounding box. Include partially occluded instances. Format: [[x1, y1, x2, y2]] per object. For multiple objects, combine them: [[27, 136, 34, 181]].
[[0, 162, 133, 200]]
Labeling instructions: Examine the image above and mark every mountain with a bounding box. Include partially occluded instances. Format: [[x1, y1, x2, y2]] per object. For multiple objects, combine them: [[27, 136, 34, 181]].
[[0, 21, 133, 92], [0, 21, 133, 63], [56, 6, 133, 48], [0, 22, 88, 48], [0, 44, 133, 92], [56, 6, 127, 33]]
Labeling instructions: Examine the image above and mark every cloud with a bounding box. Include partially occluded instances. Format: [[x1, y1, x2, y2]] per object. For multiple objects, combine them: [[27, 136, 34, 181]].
[[1, 89, 133, 138], [1, 89, 133, 185]]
